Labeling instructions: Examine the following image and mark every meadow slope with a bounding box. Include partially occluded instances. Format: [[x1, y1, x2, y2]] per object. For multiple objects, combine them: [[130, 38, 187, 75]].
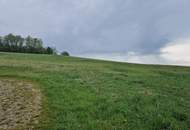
[[0, 52, 190, 130]]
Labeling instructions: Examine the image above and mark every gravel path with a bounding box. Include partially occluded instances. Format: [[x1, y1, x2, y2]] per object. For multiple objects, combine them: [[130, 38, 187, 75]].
[[0, 79, 42, 130]]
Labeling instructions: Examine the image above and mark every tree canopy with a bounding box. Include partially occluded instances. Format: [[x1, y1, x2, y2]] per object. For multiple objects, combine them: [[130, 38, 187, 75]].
[[0, 34, 56, 54], [61, 51, 70, 56]]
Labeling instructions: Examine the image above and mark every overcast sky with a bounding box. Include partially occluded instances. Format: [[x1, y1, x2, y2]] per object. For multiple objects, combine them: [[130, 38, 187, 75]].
[[0, 0, 190, 66]]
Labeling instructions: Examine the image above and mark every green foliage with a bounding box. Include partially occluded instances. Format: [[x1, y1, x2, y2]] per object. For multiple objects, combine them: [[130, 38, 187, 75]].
[[0, 52, 190, 130], [0, 33, 56, 54], [61, 51, 70, 56]]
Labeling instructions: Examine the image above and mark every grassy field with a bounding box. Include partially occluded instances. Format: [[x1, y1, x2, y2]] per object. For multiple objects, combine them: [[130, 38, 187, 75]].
[[0, 52, 190, 130]]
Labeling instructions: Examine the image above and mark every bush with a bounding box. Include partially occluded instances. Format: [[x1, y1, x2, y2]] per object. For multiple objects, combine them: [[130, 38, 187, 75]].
[[61, 51, 70, 56]]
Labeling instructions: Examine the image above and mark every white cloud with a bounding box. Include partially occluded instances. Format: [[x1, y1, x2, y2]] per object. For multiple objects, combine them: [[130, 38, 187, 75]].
[[78, 38, 190, 66], [160, 39, 190, 65], [78, 52, 167, 65]]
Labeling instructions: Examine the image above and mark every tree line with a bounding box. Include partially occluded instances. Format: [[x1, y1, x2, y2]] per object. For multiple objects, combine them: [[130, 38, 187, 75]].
[[0, 34, 56, 54]]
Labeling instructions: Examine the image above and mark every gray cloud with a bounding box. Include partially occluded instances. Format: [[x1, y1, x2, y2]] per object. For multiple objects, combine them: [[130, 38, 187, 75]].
[[0, 0, 190, 65]]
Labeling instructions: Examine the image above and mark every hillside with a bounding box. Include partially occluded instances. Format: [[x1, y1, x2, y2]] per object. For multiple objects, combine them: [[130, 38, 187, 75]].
[[0, 52, 190, 130]]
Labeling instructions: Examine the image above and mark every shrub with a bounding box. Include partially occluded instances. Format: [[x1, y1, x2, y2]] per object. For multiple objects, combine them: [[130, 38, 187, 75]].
[[61, 51, 70, 56]]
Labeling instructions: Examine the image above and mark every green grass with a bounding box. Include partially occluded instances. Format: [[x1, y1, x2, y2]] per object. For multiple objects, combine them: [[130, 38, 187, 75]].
[[0, 52, 190, 130]]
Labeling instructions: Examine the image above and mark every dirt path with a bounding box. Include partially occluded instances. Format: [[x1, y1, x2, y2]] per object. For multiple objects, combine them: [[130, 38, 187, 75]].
[[0, 79, 42, 130]]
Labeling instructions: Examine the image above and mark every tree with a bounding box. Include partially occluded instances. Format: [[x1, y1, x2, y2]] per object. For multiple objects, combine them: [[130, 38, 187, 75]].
[[0, 36, 3, 51], [0, 33, 61, 55], [25, 36, 34, 52], [15, 35, 24, 47], [33, 38, 43, 49], [61, 51, 70, 56], [25, 36, 46, 53], [46, 47, 54, 54]]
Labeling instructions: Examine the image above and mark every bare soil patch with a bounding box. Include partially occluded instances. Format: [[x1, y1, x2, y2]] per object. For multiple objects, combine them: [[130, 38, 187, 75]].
[[0, 79, 42, 130]]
